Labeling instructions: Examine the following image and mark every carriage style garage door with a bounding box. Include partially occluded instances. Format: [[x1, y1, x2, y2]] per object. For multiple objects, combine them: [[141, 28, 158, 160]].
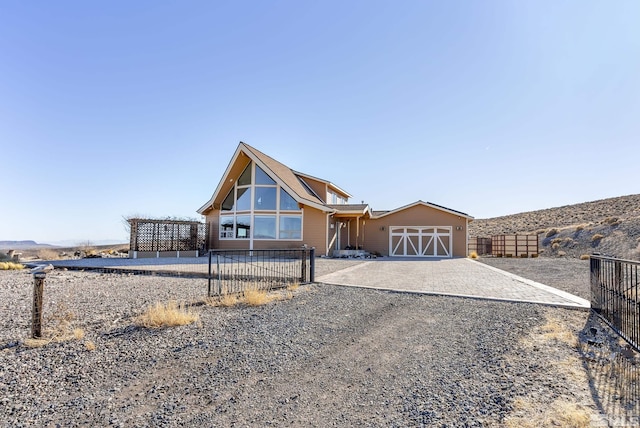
[[389, 226, 452, 257]]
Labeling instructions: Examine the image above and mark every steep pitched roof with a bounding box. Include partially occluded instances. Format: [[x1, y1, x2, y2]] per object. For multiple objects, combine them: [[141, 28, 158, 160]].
[[198, 142, 340, 214]]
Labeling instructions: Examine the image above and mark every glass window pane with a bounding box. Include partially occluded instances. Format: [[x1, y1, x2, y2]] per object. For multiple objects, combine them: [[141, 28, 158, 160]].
[[279, 216, 301, 240], [238, 163, 252, 186], [220, 216, 234, 238], [236, 215, 251, 239], [236, 187, 251, 211], [221, 189, 234, 211], [255, 165, 276, 185], [254, 187, 277, 210], [280, 189, 299, 211], [254, 216, 276, 239]]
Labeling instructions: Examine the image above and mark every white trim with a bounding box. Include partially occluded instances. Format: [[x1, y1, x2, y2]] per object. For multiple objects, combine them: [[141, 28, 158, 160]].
[[389, 226, 452, 257]]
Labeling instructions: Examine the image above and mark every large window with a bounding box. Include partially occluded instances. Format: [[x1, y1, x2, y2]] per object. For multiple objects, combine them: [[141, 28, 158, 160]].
[[219, 162, 302, 240]]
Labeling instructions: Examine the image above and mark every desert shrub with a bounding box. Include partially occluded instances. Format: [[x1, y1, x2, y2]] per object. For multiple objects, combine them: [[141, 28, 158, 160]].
[[579, 254, 590, 260], [469, 251, 478, 259], [242, 289, 273, 306], [575, 225, 585, 232], [135, 301, 199, 328], [557, 251, 566, 256], [603, 217, 621, 226], [552, 243, 560, 250], [546, 228, 559, 238], [551, 238, 563, 245], [591, 234, 605, 242], [0, 262, 24, 270], [37, 249, 60, 260]]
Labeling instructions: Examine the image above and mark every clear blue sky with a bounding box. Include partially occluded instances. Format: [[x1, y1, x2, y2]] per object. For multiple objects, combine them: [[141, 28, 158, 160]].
[[1, 1, 638, 244]]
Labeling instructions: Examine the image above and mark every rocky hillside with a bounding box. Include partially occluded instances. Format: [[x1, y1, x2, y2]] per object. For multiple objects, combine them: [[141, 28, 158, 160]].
[[469, 194, 640, 260]]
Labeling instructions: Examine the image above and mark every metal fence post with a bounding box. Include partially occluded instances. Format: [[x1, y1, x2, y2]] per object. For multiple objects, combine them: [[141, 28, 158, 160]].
[[310, 247, 315, 283], [216, 253, 221, 296], [300, 248, 307, 283], [207, 250, 212, 297]]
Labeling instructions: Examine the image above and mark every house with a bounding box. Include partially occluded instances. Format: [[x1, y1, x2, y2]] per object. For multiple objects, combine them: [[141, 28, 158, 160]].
[[198, 142, 473, 257]]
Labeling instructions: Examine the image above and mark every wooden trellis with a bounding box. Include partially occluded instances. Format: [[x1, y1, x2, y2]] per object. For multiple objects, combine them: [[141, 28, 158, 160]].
[[128, 218, 209, 253]]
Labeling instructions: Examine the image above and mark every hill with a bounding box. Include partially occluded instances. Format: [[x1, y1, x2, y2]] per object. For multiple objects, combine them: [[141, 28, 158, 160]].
[[0, 241, 55, 250], [468, 194, 640, 260]]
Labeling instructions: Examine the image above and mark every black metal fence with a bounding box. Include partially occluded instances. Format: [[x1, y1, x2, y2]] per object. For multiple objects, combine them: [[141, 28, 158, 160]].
[[590, 255, 639, 351], [207, 248, 315, 296]]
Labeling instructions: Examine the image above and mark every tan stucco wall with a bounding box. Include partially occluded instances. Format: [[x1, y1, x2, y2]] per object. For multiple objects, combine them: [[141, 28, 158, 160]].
[[361, 204, 469, 257]]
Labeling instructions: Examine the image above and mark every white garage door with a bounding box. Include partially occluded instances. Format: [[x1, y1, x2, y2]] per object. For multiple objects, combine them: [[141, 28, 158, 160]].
[[389, 226, 452, 257]]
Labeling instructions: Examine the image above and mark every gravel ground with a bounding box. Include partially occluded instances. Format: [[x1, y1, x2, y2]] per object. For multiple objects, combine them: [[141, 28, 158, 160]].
[[0, 258, 635, 426]]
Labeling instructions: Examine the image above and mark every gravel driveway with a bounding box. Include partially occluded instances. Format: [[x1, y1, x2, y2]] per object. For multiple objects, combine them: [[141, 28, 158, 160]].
[[0, 258, 618, 426]]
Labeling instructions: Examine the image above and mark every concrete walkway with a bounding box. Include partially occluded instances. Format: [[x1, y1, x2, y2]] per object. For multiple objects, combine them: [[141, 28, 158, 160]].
[[316, 258, 590, 309]]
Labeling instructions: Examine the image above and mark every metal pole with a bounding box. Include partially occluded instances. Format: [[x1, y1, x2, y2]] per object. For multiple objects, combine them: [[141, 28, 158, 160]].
[[301, 248, 307, 283], [217, 253, 221, 296], [208, 250, 212, 297], [310, 247, 315, 283]]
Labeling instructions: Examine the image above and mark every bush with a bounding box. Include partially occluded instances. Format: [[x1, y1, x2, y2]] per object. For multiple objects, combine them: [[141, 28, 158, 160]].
[[135, 301, 199, 328], [591, 234, 605, 242], [469, 251, 479, 259], [0, 262, 24, 270], [546, 228, 559, 238], [579, 254, 590, 260]]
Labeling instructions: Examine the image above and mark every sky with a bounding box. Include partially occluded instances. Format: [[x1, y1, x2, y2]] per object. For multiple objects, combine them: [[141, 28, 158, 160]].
[[1, 1, 638, 245]]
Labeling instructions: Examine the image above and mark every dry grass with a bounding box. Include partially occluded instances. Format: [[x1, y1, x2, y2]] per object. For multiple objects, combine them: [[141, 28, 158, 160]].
[[469, 251, 479, 259], [85, 341, 96, 351], [219, 293, 238, 307], [540, 318, 579, 348], [0, 262, 24, 270], [505, 398, 591, 428], [37, 249, 60, 260], [287, 282, 300, 291], [23, 302, 84, 347], [242, 288, 274, 306], [135, 301, 200, 328]]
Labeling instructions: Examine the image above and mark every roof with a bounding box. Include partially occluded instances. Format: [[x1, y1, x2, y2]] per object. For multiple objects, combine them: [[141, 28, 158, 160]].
[[198, 142, 345, 214], [327, 204, 371, 216], [370, 200, 474, 220]]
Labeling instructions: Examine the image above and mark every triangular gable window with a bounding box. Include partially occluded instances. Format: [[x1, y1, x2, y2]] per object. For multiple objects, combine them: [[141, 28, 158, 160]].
[[255, 165, 276, 185], [238, 164, 252, 186]]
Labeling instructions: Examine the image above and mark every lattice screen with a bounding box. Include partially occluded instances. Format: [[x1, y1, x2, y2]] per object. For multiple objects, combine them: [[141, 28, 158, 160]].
[[128, 219, 209, 252]]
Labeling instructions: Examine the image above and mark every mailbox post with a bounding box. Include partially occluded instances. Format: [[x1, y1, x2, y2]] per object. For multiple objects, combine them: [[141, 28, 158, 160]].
[[32, 273, 45, 338], [30, 264, 53, 338]]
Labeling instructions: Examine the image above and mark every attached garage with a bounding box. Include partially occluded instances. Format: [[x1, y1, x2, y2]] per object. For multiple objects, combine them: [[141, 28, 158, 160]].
[[389, 226, 452, 257], [352, 201, 472, 258]]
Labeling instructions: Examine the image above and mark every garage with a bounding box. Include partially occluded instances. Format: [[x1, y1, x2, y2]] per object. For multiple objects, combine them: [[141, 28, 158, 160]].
[[389, 226, 452, 257]]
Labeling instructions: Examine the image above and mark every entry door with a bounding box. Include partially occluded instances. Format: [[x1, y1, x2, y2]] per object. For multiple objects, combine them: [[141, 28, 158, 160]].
[[389, 226, 452, 257]]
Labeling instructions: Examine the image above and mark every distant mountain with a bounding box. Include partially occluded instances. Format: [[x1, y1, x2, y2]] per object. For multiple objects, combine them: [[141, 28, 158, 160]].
[[0, 240, 56, 250], [469, 194, 640, 260]]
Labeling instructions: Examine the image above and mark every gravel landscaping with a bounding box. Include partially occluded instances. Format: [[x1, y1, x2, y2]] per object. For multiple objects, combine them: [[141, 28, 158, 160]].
[[0, 258, 636, 426]]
